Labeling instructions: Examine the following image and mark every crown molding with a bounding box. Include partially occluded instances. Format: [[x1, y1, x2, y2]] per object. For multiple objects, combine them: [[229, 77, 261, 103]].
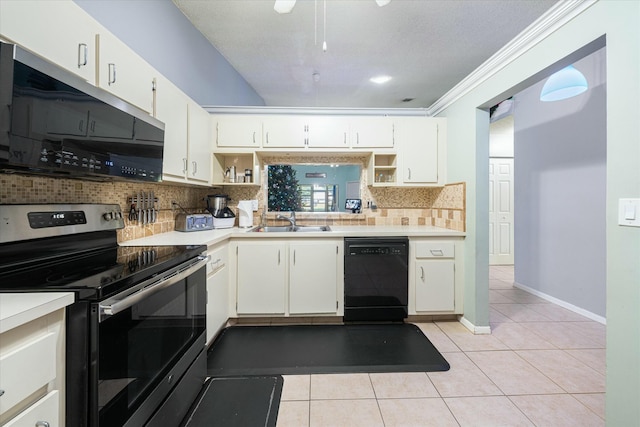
[[426, 0, 598, 116]]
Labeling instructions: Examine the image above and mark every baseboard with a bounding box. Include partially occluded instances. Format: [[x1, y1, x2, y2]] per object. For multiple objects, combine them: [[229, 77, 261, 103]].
[[459, 316, 492, 335], [513, 281, 607, 325]]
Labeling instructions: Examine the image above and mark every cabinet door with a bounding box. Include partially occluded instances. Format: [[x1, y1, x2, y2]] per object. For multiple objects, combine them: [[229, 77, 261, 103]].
[[0, 0, 97, 82], [187, 102, 213, 183], [349, 117, 394, 148], [289, 242, 339, 314], [96, 32, 156, 114], [237, 243, 287, 314], [214, 114, 262, 148], [397, 118, 439, 184], [206, 266, 228, 343], [3, 390, 59, 427], [263, 116, 307, 147], [415, 259, 455, 312], [156, 77, 189, 180], [307, 116, 350, 148]]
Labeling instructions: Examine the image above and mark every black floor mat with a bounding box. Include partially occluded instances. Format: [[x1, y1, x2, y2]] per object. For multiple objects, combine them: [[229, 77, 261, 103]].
[[181, 376, 282, 427], [207, 323, 449, 376]]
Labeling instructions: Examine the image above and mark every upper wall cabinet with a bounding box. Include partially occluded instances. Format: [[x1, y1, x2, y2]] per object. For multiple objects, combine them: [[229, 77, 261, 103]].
[[156, 76, 189, 181], [214, 114, 263, 148], [0, 0, 98, 82], [395, 117, 447, 186], [187, 100, 213, 184], [95, 32, 156, 114], [349, 116, 395, 148], [262, 115, 351, 148]]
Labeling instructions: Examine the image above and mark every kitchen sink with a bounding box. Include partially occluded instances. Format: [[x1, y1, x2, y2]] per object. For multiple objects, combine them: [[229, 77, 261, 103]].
[[249, 225, 331, 232]]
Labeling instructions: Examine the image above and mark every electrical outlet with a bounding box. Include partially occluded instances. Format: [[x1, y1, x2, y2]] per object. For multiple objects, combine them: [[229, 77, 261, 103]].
[[251, 199, 259, 211]]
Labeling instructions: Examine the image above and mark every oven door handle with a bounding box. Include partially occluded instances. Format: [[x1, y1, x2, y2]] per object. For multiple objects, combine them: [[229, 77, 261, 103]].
[[99, 255, 209, 321]]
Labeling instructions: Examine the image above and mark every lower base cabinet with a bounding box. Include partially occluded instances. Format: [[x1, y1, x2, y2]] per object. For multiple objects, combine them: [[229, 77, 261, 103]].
[[234, 239, 342, 316], [206, 243, 229, 344], [410, 239, 463, 314]]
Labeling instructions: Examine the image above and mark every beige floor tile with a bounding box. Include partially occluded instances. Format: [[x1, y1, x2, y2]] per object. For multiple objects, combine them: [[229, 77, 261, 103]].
[[277, 401, 309, 427], [524, 303, 593, 322], [310, 373, 375, 399], [520, 322, 602, 349], [436, 321, 510, 352], [378, 398, 459, 426], [414, 322, 460, 352], [490, 322, 556, 350], [427, 352, 502, 397], [491, 303, 553, 322], [565, 349, 606, 375], [490, 290, 516, 303], [567, 322, 606, 348], [495, 289, 549, 304], [516, 350, 605, 393], [444, 396, 534, 426], [309, 399, 383, 427], [510, 394, 605, 426], [490, 279, 514, 289], [466, 351, 564, 395], [281, 375, 310, 401], [489, 308, 514, 323], [369, 372, 438, 398], [572, 393, 606, 419]]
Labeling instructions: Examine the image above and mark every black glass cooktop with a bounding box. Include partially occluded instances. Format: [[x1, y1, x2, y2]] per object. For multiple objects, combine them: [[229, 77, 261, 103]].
[[0, 232, 205, 300]]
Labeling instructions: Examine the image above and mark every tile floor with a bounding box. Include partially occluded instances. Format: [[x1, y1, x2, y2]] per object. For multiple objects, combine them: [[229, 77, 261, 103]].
[[276, 265, 606, 426]]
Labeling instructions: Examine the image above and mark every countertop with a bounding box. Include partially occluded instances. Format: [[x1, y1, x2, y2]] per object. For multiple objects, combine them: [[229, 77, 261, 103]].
[[0, 292, 75, 334], [120, 225, 465, 247]]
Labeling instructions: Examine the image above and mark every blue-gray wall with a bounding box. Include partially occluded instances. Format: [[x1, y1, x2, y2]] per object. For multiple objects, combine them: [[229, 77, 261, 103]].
[[74, 0, 264, 106], [513, 48, 606, 318]]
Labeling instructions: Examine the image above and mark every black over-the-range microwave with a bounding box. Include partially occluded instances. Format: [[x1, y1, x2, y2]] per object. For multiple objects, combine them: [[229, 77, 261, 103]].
[[0, 42, 165, 182]]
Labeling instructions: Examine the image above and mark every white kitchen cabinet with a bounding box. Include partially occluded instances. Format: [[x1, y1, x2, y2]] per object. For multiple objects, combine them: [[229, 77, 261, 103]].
[[236, 242, 287, 314], [0, 294, 71, 426], [395, 117, 446, 186], [0, 0, 97, 82], [214, 114, 263, 148], [411, 239, 461, 314], [206, 243, 229, 344], [349, 116, 395, 148], [289, 240, 340, 314], [262, 116, 308, 148], [306, 116, 350, 148], [187, 100, 213, 183], [156, 77, 189, 180], [95, 31, 156, 114]]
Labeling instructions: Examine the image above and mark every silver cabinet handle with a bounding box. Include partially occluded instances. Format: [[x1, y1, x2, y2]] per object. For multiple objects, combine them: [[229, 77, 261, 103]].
[[78, 43, 88, 68], [356, 132, 360, 144], [277, 249, 280, 265], [192, 161, 197, 175], [35, 421, 50, 427], [266, 132, 270, 144], [392, 123, 395, 147], [420, 266, 425, 281], [408, 168, 412, 180], [344, 132, 347, 144], [108, 63, 116, 85], [182, 158, 188, 174], [252, 131, 256, 144], [430, 249, 444, 256], [293, 250, 296, 265]]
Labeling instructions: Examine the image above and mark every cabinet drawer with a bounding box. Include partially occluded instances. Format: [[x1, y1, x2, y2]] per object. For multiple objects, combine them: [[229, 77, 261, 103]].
[[0, 332, 57, 415], [3, 390, 59, 427], [415, 242, 455, 258], [207, 245, 228, 276]]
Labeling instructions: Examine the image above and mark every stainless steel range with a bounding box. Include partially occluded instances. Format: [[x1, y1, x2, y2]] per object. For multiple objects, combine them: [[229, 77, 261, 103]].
[[0, 204, 208, 427]]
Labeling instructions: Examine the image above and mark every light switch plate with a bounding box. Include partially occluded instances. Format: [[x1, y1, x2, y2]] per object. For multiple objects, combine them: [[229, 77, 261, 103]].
[[618, 198, 640, 227]]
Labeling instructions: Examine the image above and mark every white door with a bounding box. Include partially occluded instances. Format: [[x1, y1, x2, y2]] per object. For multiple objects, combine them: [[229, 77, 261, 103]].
[[489, 158, 514, 265]]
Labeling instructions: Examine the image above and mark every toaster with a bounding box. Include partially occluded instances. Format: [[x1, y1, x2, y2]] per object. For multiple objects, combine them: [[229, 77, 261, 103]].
[[174, 213, 214, 232]]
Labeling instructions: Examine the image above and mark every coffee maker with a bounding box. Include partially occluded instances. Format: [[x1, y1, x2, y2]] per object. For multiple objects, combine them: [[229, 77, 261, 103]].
[[204, 194, 235, 228]]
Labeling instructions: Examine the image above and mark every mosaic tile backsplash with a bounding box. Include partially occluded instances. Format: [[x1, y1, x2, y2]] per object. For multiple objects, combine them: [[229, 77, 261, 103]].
[[1, 171, 465, 242]]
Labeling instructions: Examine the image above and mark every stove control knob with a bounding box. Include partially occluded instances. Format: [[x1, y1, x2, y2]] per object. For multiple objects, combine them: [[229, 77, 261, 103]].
[[103, 212, 113, 221]]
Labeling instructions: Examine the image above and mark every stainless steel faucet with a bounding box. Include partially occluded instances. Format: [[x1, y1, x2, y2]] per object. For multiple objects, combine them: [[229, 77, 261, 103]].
[[276, 211, 296, 226]]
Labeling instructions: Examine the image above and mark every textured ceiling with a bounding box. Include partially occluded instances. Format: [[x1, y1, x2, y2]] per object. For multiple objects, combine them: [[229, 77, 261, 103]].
[[173, 0, 558, 108]]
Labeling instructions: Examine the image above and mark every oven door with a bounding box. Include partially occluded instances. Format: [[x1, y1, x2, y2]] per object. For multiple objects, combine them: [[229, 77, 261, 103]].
[[94, 256, 207, 426]]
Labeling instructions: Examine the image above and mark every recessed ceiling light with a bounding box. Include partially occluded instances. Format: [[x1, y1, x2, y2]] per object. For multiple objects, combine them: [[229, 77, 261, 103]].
[[370, 75, 392, 84]]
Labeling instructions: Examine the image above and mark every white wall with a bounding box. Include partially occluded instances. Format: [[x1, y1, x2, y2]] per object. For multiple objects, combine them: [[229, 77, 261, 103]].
[[74, 0, 264, 107], [513, 48, 606, 318], [489, 116, 514, 158], [439, 2, 640, 424]]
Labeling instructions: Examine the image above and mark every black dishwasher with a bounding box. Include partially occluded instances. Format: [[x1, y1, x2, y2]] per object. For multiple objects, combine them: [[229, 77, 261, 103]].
[[344, 237, 409, 322]]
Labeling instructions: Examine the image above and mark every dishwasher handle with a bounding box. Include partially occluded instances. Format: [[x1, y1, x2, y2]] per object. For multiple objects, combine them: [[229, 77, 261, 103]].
[[99, 255, 208, 321]]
